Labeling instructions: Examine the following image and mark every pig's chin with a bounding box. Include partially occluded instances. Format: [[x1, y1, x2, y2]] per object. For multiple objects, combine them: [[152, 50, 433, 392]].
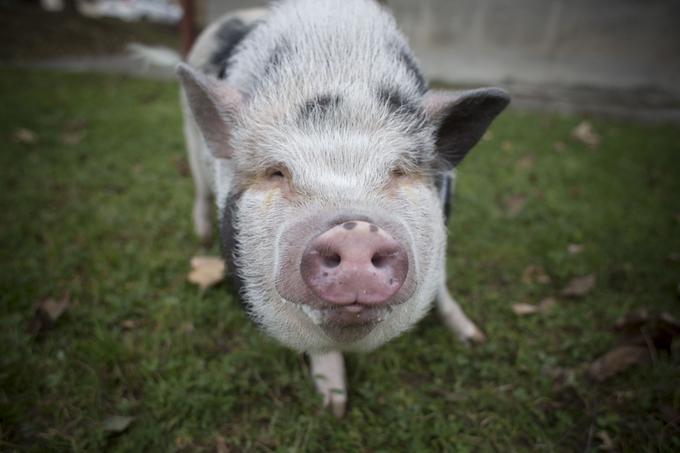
[[299, 304, 391, 342]]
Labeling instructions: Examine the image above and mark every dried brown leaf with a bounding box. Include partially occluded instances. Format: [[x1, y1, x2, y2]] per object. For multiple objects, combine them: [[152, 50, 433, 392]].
[[500, 140, 513, 152], [61, 130, 85, 146], [504, 194, 527, 217], [522, 265, 551, 285], [538, 297, 558, 312], [512, 303, 539, 316], [216, 435, 229, 453], [39, 296, 70, 321], [567, 243, 584, 254], [596, 431, 615, 451], [511, 297, 557, 317], [12, 128, 38, 144], [571, 121, 600, 148], [614, 310, 680, 352], [102, 415, 134, 433], [588, 345, 648, 382], [188, 256, 225, 289], [561, 274, 596, 298], [31, 294, 71, 333], [120, 319, 141, 330]]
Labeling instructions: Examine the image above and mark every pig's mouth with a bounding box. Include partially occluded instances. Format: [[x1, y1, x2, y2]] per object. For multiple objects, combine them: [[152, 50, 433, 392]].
[[275, 209, 417, 342], [300, 303, 393, 342]]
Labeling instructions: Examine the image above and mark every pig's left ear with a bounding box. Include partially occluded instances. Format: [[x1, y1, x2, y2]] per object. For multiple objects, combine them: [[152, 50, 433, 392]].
[[176, 63, 242, 159], [424, 88, 510, 168]]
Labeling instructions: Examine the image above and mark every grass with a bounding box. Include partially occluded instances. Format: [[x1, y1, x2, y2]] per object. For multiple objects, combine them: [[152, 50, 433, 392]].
[[0, 69, 679, 452]]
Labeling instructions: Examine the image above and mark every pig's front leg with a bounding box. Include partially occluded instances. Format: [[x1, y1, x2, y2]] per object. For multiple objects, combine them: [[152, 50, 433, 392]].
[[437, 279, 486, 344], [308, 350, 347, 418]]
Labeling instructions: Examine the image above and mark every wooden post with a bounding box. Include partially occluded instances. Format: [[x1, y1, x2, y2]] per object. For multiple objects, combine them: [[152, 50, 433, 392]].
[[180, 0, 197, 58]]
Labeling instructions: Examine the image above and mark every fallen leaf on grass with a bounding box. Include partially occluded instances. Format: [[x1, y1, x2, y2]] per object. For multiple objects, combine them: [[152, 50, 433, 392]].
[[61, 130, 85, 146], [102, 415, 134, 433], [120, 319, 141, 330], [538, 297, 557, 312], [560, 274, 596, 298], [511, 297, 557, 316], [31, 294, 70, 333], [503, 194, 527, 217], [188, 256, 225, 289], [596, 431, 615, 451], [522, 265, 551, 285], [567, 243, 584, 254], [571, 121, 600, 148], [500, 140, 513, 152], [61, 119, 88, 146], [12, 128, 38, 144], [216, 435, 229, 453], [614, 310, 680, 353], [588, 345, 649, 382], [512, 303, 539, 316]]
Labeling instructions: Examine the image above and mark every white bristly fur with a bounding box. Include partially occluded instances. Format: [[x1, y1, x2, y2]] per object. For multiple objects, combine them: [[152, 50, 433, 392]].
[[181, 0, 485, 348], [176, 0, 490, 417]]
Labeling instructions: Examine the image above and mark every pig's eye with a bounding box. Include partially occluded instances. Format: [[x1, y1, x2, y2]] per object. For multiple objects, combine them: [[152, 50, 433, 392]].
[[265, 168, 286, 180], [390, 167, 407, 178]]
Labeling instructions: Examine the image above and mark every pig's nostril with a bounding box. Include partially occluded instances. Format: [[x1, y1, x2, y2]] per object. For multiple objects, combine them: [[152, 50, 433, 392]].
[[371, 252, 393, 269], [322, 254, 341, 268]]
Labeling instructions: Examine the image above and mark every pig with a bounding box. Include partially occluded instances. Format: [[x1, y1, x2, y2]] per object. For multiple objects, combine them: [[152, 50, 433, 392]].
[[177, 0, 509, 417]]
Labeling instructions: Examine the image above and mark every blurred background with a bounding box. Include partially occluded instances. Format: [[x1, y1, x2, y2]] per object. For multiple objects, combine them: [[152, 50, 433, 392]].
[[3, 0, 680, 122]]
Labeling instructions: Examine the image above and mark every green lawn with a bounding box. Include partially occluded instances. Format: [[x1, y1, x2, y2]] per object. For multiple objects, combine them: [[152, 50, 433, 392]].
[[1, 69, 679, 452]]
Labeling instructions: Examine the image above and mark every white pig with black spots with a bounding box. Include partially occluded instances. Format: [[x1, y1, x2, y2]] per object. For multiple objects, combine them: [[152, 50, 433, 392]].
[[174, 0, 509, 417]]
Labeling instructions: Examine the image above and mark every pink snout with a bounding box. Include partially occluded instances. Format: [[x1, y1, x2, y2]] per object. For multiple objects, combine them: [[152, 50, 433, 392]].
[[300, 220, 408, 306]]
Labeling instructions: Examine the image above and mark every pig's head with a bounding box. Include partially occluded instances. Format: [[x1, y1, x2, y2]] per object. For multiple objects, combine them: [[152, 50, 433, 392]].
[[178, 62, 508, 352]]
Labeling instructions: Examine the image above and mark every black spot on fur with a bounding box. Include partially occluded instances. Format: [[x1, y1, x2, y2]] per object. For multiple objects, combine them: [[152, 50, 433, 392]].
[[263, 40, 291, 78], [369, 224, 379, 233], [386, 40, 428, 94], [434, 174, 453, 225], [210, 18, 258, 79], [343, 221, 357, 230], [297, 94, 342, 124], [220, 191, 244, 298], [377, 87, 421, 118], [399, 48, 428, 94]]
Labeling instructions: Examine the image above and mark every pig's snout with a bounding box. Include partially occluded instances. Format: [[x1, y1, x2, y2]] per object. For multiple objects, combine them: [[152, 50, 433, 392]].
[[300, 221, 408, 306]]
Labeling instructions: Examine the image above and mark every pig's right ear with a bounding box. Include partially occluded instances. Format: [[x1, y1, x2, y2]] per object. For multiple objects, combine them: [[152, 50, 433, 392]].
[[424, 88, 510, 168], [176, 63, 242, 159]]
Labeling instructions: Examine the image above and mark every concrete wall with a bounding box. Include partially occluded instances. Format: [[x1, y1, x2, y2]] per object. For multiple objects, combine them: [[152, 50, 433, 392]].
[[202, 0, 680, 121]]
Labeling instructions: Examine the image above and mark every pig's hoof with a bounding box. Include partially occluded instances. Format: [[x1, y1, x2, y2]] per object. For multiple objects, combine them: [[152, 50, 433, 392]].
[[459, 325, 486, 345], [314, 381, 347, 418], [445, 317, 486, 346]]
